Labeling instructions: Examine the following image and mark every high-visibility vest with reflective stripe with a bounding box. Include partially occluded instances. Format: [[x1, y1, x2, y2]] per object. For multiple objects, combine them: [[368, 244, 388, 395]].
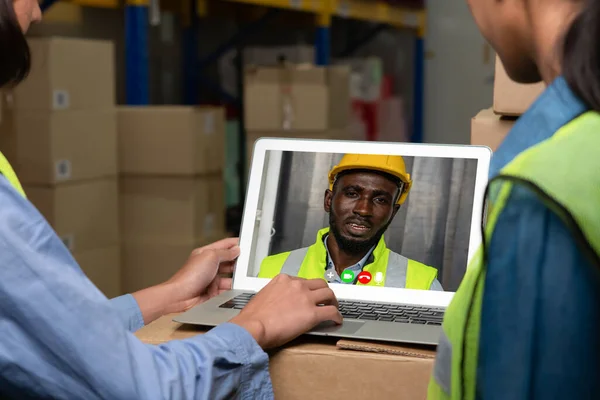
[[427, 110, 600, 399], [0, 151, 25, 198], [258, 227, 439, 290]]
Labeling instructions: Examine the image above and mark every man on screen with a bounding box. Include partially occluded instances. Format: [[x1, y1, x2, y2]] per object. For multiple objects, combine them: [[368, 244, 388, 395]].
[[258, 153, 443, 291]]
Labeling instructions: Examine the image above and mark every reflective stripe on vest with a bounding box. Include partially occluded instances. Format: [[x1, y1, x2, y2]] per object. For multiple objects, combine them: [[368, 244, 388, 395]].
[[280, 247, 309, 275], [0, 151, 26, 198], [428, 111, 600, 399], [382, 251, 408, 287], [259, 227, 438, 290], [280, 246, 412, 287]]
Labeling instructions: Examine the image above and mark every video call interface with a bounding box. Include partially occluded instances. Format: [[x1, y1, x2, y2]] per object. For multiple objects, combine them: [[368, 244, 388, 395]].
[[247, 150, 479, 293]]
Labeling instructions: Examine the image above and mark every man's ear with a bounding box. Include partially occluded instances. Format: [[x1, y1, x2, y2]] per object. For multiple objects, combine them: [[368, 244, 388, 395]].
[[324, 189, 333, 212]]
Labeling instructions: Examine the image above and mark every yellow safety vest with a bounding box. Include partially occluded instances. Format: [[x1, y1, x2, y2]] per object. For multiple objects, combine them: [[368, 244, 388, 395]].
[[0, 150, 25, 198], [258, 227, 439, 290], [427, 111, 600, 399]]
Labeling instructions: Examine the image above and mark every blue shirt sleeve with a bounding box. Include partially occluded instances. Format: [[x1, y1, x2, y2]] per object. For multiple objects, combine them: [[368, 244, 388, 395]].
[[109, 294, 146, 332], [0, 177, 273, 399], [476, 185, 600, 399]]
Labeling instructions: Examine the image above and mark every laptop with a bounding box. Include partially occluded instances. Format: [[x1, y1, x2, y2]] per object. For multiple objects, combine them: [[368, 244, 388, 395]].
[[174, 138, 491, 346]]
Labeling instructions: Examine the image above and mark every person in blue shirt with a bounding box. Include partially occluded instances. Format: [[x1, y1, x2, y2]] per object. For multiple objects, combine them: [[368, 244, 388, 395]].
[[0, 0, 342, 398], [428, 0, 600, 398]]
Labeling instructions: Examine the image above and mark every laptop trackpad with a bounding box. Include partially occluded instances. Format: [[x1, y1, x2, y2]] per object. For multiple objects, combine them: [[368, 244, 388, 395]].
[[310, 320, 365, 334]]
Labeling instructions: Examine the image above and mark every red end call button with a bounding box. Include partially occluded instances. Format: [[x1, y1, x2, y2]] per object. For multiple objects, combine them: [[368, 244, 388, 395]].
[[357, 271, 372, 284]]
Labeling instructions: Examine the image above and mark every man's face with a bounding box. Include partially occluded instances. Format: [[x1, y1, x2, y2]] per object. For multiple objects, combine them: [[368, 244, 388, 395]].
[[324, 171, 400, 255]]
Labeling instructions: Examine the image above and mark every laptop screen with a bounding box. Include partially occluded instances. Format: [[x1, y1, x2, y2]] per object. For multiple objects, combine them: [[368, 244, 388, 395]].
[[244, 147, 483, 294]]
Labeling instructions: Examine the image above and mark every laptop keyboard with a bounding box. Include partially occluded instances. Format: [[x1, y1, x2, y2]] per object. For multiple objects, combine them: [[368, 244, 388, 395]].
[[219, 293, 445, 325]]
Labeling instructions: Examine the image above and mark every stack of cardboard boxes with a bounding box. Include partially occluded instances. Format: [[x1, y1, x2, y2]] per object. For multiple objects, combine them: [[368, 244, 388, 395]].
[[471, 56, 545, 150], [244, 64, 359, 169], [0, 37, 120, 298], [118, 106, 228, 293]]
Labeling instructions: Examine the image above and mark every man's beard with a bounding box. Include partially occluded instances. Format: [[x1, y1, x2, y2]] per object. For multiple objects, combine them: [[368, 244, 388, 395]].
[[328, 210, 391, 256]]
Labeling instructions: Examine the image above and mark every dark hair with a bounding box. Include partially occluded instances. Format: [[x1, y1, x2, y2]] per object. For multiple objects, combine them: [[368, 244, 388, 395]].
[[562, 0, 600, 111], [0, 0, 30, 88]]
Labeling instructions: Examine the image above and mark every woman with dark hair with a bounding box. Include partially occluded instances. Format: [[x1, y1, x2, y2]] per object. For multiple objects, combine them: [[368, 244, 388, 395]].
[[0, 1, 340, 398], [428, 0, 600, 399]]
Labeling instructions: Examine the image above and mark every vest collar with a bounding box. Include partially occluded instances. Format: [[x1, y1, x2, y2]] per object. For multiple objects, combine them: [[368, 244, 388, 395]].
[[490, 76, 588, 178], [314, 227, 388, 265], [0, 151, 26, 198]]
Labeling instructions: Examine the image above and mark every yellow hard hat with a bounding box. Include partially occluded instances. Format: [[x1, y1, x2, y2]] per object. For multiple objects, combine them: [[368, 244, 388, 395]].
[[328, 154, 413, 205]]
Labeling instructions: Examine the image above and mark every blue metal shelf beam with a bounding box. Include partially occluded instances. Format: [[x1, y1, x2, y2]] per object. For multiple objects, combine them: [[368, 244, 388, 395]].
[[315, 26, 331, 66], [183, 0, 199, 105], [315, 13, 331, 66], [125, 3, 149, 105]]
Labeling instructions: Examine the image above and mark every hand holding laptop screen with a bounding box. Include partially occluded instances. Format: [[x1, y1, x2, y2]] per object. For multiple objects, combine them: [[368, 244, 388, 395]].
[[247, 151, 479, 293]]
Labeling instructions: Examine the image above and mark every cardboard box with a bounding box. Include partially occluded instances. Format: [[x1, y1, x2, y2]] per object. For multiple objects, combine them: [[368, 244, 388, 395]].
[[493, 56, 545, 116], [24, 178, 119, 253], [122, 233, 229, 293], [120, 175, 225, 242], [244, 65, 350, 131], [0, 109, 117, 184], [73, 245, 121, 299], [118, 106, 225, 176], [471, 108, 516, 151], [8, 37, 115, 111], [136, 315, 435, 399]]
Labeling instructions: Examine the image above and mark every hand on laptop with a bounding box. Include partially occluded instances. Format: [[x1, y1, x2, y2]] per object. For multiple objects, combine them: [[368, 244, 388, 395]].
[[168, 237, 240, 307], [132, 237, 240, 325], [229, 274, 342, 349]]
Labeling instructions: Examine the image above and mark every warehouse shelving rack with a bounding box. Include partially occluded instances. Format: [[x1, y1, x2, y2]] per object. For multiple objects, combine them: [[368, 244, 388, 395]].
[[40, 0, 426, 231]]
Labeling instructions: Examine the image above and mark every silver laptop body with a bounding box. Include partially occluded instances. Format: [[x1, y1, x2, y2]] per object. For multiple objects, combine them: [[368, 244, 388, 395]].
[[174, 138, 491, 346]]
